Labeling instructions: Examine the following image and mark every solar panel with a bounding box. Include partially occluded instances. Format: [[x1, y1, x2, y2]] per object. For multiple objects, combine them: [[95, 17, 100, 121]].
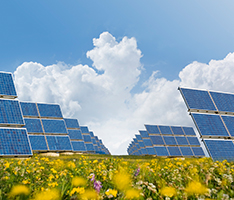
[[175, 136, 189, 145], [72, 141, 87, 151], [28, 135, 48, 151], [158, 125, 172, 135], [145, 125, 160, 134], [85, 143, 94, 151], [192, 147, 205, 157], [89, 131, 94, 137], [182, 127, 196, 136], [41, 119, 68, 134], [0, 99, 24, 125], [138, 141, 145, 148], [135, 134, 142, 140], [167, 146, 182, 156], [0, 72, 17, 98], [150, 135, 164, 145], [141, 148, 148, 155], [154, 146, 169, 156], [171, 126, 184, 135], [24, 118, 43, 134], [64, 118, 79, 129], [221, 115, 234, 137], [139, 130, 149, 138], [187, 136, 200, 146], [180, 147, 194, 156], [179, 87, 216, 111], [83, 134, 92, 142], [146, 147, 156, 155], [191, 113, 229, 137], [143, 138, 153, 147], [92, 138, 97, 144], [46, 135, 73, 151], [68, 129, 83, 140], [80, 126, 89, 133], [163, 136, 177, 145], [0, 128, 32, 156], [20, 102, 39, 117], [210, 91, 234, 113], [37, 103, 63, 118]]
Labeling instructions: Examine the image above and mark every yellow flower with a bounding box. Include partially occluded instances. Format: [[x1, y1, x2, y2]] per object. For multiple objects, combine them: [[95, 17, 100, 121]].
[[9, 185, 30, 197], [113, 172, 131, 191], [72, 176, 87, 187], [70, 187, 85, 196], [22, 180, 30, 184], [125, 189, 140, 199], [4, 161, 10, 169], [93, 160, 98, 164], [185, 181, 208, 195], [81, 189, 98, 200], [34, 189, 60, 200], [161, 186, 176, 197], [105, 189, 118, 197]]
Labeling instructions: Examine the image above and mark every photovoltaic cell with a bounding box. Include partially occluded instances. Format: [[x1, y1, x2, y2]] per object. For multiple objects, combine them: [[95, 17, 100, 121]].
[[46, 135, 72, 151], [80, 126, 89, 133], [85, 143, 94, 151], [89, 131, 94, 137], [24, 118, 43, 134], [68, 129, 83, 140], [175, 136, 189, 145], [72, 141, 86, 151], [192, 147, 205, 157], [154, 146, 169, 156], [0, 72, 17, 97], [0, 128, 32, 156], [28, 135, 48, 151], [179, 88, 216, 111], [20, 102, 39, 117], [92, 138, 97, 144], [41, 119, 68, 134], [163, 136, 177, 145], [182, 127, 196, 136], [167, 146, 181, 156], [158, 125, 172, 135], [171, 126, 184, 135], [180, 147, 194, 156], [221, 116, 234, 137], [64, 118, 79, 129], [139, 141, 145, 148], [145, 125, 160, 134], [37, 103, 63, 118], [135, 134, 142, 140], [0, 99, 24, 125], [146, 147, 156, 155], [192, 113, 229, 137], [141, 148, 148, 155], [83, 134, 92, 142], [143, 138, 153, 147], [187, 137, 200, 146], [150, 135, 164, 145], [139, 130, 149, 138], [210, 91, 234, 113]]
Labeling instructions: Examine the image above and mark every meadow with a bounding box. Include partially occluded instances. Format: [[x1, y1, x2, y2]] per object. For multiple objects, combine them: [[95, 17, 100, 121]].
[[1, 154, 234, 200]]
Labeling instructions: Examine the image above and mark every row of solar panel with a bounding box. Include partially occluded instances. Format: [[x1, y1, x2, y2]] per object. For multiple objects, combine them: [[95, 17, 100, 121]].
[[179, 87, 234, 113]]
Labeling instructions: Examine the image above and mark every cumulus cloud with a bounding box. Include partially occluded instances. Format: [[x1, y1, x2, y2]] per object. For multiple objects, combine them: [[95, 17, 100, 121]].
[[13, 31, 234, 155]]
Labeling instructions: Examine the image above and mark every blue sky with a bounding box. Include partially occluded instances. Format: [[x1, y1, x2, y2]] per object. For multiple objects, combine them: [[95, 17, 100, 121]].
[[2, 1, 234, 154]]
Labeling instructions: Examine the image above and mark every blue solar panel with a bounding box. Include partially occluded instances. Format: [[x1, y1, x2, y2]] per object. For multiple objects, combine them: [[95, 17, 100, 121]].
[[179, 88, 217, 111], [86, 143, 94, 151], [154, 146, 169, 156], [46, 135, 72, 151], [83, 134, 92, 142], [163, 136, 177, 145], [187, 137, 200, 146], [180, 147, 194, 156], [145, 125, 160, 134], [150, 135, 165, 145], [24, 118, 43, 134], [167, 146, 182, 156], [171, 126, 184, 135], [139, 130, 149, 138], [92, 138, 97, 144], [80, 126, 89, 133], [89, 131, 94, 137], [64, 118, 79, 129], [221, 116, 234, 137], [192, 113, 229, 137], [0, 72, 17, 97], [72, 141, 86, 151], [41, 119, 68, 134], [182, 127, 196, 136], [146, 147, 156, 155], [139, 141, 145, 148], [192, 147, 205, 157], [37, 103, 63, 118], [158, 125, 172, 135], [0, 128, 32, 156], [210, 91, 234, 113], [135, 134, 142, 140], [0, 99, 24, 125], [28, 135, 48, 151], [68, 129, 83, 140], [175, 136, 189, 145], [143, 138, 153, 147], [20, 102, 39, 117]]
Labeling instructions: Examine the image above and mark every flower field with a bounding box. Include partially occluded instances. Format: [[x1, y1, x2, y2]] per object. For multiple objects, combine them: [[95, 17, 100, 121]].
[[1, 154, 234, 200]]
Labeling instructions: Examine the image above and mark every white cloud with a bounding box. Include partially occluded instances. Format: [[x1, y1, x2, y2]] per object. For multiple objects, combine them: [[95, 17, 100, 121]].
[[13, 31, 234, 155]]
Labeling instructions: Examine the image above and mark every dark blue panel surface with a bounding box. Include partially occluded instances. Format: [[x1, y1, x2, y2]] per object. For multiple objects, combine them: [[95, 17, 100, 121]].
[[24, 118, 43, 134], [37, 103, 63, 118], [80, 126, 89, 133], [64, 118, 79, 129], [89, 131, 94, 137], [0, 128, 32, 156], [179, 88, 216, 111], [167, 146, 182, 156], [29, 135, 48, 151], [146, 147, 156, 155], [139, 141, 145, 148], [20, 102, 39, 117], [154, 146, 169, 156], [86, 143, 94, 151], [163, 136, 177, 145], [192, 147, 205, 157], [192, 113, 229, 137], [92, 138, 97, 144], [139, 130, 149, 138], [143, 138, 153, 147], [175, 136, 189, 145], [145, 125, 160, 134], [46, 135, 72, 151], [180, 147, 194, 156], [0, 99, 24, 125], [150, 135, 164, 145], [171, 126, 184, 135], [158, 125, 172, 135], [187, 137, 200, 146], [182, 127, 196, 136], [72, 141, 86, 151], [210, 91, 234, 113], [42, 119, 68, 134], [0, 72, 17, 97], [135, 134, 142, 140], [221, 116, 234, 137], [68, 129, 83, 140], [83, 134, 92, 142]]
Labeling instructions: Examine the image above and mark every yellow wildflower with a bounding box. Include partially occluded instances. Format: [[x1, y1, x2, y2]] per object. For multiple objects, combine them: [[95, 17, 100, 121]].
[[161, 186, 176, 197], [93, 160, 98, 164], [34, 188, 60, 200], [81, 189, 98, 200], [125, 189, 140, 199], [70, 187, 85, 196], [9, 185, 30, 198], [113, 172, 131, 191], [185, 181, 208, 195], [72, 176, 87, 187], [4, 162, 10, 169], [105, 189, 118, 197]]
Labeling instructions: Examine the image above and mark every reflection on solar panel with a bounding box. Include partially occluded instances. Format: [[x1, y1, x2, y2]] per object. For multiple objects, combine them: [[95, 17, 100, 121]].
[[72, 141, 86, 151], [46, 135, 72, 151], [20, 102, 39, 117], [0, 99, 24, 125], [37, 103, 63, 118], [24, 119, 43, 134], [28, 135, 48, 151], [64, 118, 79, 129], [41, 119, 67, 134], [68, 129, 83, 140], [0, 128, 32, 156], [0, 72, 17, 98]]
